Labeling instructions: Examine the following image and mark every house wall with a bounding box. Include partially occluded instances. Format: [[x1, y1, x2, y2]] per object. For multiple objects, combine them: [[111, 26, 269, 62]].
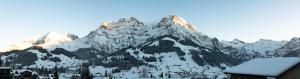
[[278, 64, 300, 79], [0, 69, 11, 79], [229, 74, 266, 79]]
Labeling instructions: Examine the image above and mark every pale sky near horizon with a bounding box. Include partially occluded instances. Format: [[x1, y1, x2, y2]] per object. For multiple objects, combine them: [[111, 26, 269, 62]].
[[0, 0, 300, 48]]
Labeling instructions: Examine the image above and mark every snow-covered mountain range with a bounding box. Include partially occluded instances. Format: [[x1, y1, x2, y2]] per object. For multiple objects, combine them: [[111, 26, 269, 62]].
[[220, 39, 288, 60], [1, 15, 299, 78]]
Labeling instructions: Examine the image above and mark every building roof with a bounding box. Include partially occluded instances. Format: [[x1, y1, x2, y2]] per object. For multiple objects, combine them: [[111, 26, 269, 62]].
[[0, 67, 11, 69], [224, 57, 300, 77]]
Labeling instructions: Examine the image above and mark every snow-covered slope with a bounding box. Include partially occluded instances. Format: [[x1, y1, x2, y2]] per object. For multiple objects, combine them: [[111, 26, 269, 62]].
[[0, 32, 78, 52], [225, 57, 300, 76], [86, 34, 240, 78], [221, 39, 247, 48], [36, 32, 78, 49], [168, 15, 197, 32], [275, 37, 300, 56], [244, 39, 287, 56]]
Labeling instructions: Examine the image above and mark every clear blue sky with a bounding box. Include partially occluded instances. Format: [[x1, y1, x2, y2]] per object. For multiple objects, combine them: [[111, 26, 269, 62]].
[[0, 0, 300, 48]]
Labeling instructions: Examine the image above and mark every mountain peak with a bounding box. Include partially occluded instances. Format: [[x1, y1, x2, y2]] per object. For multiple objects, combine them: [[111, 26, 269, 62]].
[[35, 32, 78, 46], [38, 32, 66, 42], [99, 16, 144, 30], [158, 15, 198, 32], [232, 39, 245, 44], [118, 16, 139, 23], [44, 32, 61, 37], [290, 37, 300, 41], [99, 21, 111, 29]]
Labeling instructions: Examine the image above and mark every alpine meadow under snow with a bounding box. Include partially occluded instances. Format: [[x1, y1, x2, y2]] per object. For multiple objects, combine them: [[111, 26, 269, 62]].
[[1, 15, 300, 79]]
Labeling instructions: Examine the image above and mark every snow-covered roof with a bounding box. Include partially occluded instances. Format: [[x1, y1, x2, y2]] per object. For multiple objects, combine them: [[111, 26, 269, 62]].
[[0, 67, 11, 69], [225, 57, 300, 76]]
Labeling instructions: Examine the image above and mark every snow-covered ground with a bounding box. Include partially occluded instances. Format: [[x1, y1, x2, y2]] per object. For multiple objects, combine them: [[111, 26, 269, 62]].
[[27, 50, 86, 69], [225, 57, 300, 76]]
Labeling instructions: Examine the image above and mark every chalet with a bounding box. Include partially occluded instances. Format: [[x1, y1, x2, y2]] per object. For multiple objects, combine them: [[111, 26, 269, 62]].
[[224, 57, 300, 79], [20, 71, 32, 79], [0, 67, 11, 79]]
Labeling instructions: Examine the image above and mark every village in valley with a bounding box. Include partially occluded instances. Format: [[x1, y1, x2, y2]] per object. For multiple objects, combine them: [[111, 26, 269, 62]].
[[1, 56, 300, 79], [0, 56, 180, 79]]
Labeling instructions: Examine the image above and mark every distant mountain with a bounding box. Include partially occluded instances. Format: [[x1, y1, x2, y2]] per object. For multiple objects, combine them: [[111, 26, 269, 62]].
[[0, 15, 299, 78], [276, 37, 300, 57], [220, 39, 287, 60], [0, 32, 78, 52]]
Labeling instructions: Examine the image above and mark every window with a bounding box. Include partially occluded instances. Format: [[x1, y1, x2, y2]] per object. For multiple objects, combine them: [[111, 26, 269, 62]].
[[267, 77, 276, 79]]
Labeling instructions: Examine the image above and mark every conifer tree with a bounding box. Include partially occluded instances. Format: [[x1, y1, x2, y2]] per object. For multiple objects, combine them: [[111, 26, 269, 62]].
[[54, 66, 59, 79]]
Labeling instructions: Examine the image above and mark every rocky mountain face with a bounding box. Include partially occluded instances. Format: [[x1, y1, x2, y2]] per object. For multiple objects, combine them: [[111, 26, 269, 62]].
[[276, 37, 300, 57], [59, 15, 214, 53], [0, 15, 299, 78]]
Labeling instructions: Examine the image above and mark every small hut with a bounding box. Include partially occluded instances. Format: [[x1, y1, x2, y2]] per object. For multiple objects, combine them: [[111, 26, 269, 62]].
[[0, 67, 11, 79]]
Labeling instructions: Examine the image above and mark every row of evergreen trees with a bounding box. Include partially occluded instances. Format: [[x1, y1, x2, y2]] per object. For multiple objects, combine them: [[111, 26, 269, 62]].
[[37, 65, 94, 79], [37, 66, 66, 76]]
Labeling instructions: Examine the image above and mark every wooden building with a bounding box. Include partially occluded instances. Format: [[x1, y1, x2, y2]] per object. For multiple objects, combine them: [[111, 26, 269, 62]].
[[0, 67, 11, 79], [20, 71, 32, 79], [224, 57, 300, 79]]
